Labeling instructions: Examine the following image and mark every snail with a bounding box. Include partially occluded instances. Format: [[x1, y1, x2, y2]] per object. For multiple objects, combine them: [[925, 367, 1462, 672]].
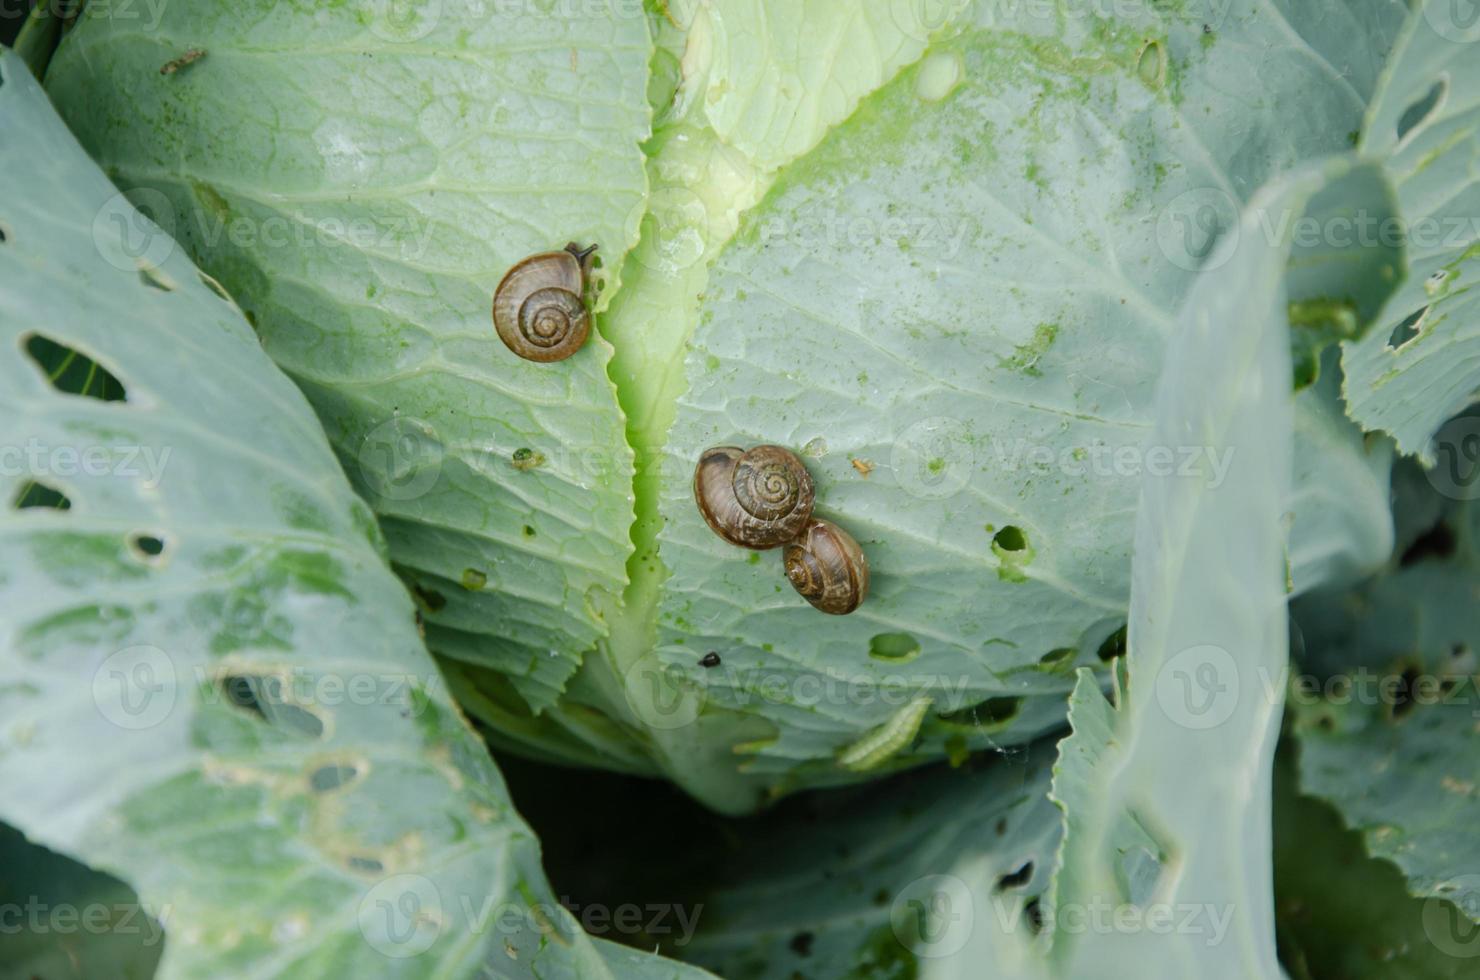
[[694, 445, 816, 549], [493, 243, 597, 362], [783, 519, 869, 615]]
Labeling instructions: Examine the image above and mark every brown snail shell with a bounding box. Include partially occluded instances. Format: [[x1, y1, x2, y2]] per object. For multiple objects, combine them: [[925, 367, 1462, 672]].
[[694, 445, 816, 549], [783, 519, 869, 615], [493, 243, 596, 362]]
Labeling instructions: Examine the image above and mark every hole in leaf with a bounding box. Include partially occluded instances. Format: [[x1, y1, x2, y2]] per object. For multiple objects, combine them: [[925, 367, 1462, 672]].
[[1038, 647, 1076, 670], [869, 632, 922, 663], [936, 696, 1023, 729], [1024, 898, 1045, 935], [1388, 307, 1427, 349], [198, 270, 234, 302], [412, 584, 447, 614], [1401, 519, 1456, 566], [310, 763, 360, 793], [13, 481, 72, 511], [217, 674, 326, 738], [1389, 666, 1421, 721], [1097, 625, 1128, 662], [992, 525, 1027, 552], [1136, 40, 1166, 90], [995, 861, 1035, 892], [129, 533, 166, 561], [137, 261, 176, 291], [1397, 79, 1446, 142], [23, 333, 129, 402]]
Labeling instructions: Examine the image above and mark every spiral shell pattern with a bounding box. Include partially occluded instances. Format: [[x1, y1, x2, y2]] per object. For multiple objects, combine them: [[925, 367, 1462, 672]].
[[783, 519, 869, 615], [518, 287, 589, 356], [493, 244, 596, 363], [694, 445, 815, 549]]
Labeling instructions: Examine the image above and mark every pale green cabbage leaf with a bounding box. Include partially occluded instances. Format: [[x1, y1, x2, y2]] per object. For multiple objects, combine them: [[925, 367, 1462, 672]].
[[43, 0, 1410, 812], [0, 49, 708, 980], [1343, 0, 1480, 459]]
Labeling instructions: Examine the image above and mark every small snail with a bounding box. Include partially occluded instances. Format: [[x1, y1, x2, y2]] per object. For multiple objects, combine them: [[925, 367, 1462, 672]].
[[493, 243, 597, 362], [783, 519, 869, 615], [695, 445, 816, 549]]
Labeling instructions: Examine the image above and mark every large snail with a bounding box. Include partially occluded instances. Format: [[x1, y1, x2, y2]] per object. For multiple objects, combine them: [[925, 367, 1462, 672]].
[[493, 243, 597, 362], [783, 519, 869, 615], [694, 445, 816, 549]]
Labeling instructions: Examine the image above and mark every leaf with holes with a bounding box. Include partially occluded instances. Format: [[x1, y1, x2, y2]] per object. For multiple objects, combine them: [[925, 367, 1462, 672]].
[[1290, 446, 1480, 927], [924, 157, 1401, 980], [671, 750, 1062, 978], [0, 50, 709, 980], [1342, 0, 1480, 460], [41, 0, 1416, 817], [1272, 744, 1480, 978], [612, 0, 1407, 811], [43, 0, 654, 722]]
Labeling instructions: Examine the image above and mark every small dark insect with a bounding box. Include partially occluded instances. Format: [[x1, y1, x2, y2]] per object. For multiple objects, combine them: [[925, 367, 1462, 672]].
[[160, 49, 207, 76], [700, 652, 722, 668]]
